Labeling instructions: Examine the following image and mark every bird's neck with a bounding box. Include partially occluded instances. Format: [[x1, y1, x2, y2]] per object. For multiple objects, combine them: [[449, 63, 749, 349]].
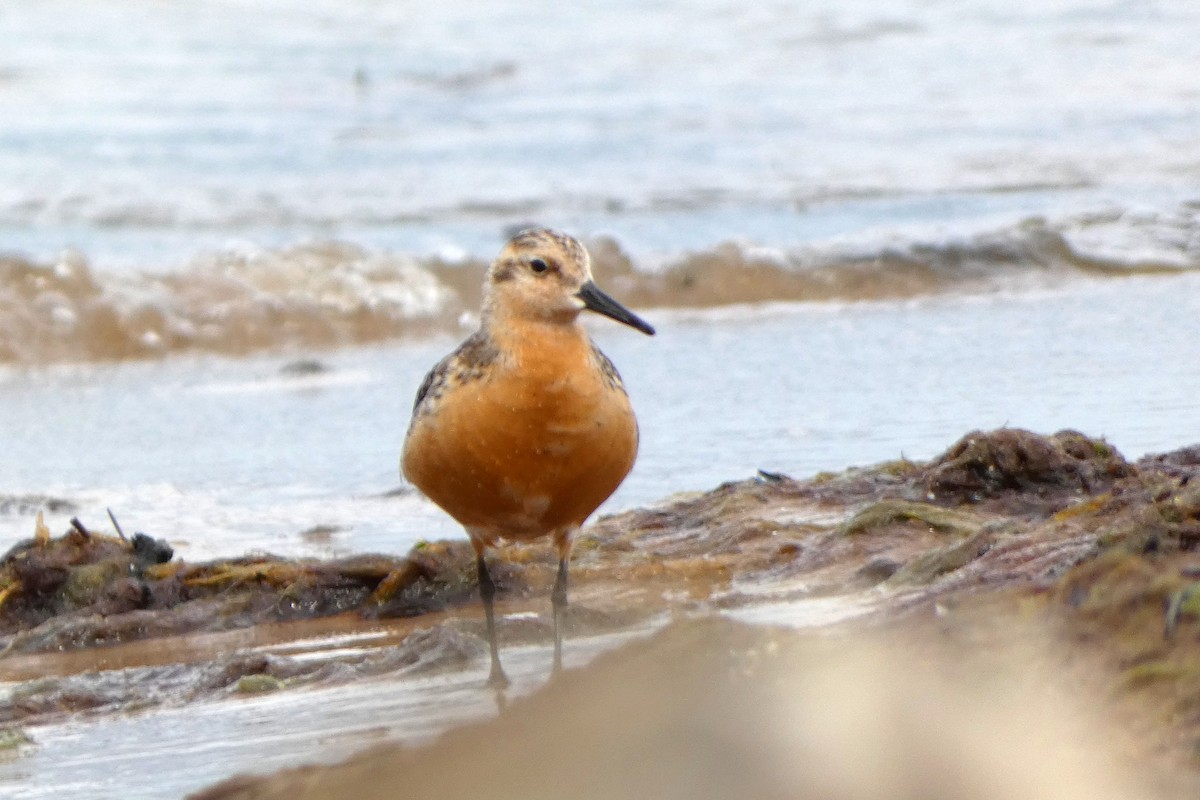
[[482, 310, 592, 367]]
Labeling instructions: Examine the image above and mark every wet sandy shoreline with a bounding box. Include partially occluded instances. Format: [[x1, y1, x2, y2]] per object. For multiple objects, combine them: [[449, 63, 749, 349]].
[[3, 426, 1200, 797]]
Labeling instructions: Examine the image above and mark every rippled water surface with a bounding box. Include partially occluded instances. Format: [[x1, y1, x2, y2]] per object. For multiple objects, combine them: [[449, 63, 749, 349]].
[[2, 0, 1199, 266]]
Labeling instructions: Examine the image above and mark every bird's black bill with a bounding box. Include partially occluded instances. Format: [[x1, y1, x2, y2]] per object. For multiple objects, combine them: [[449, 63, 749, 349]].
[[577, 281, 656, 336]]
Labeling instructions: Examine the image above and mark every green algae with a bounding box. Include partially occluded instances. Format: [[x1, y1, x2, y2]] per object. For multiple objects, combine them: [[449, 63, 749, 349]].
[[59, 559, 127, 608], [837, 499, 980, 538], [0, 727, 33, 751], [236, 675, 285, 694], [886, 530, 993, 585], [1165, 582, 1200, 640], [1120, 660, 1194, 691]]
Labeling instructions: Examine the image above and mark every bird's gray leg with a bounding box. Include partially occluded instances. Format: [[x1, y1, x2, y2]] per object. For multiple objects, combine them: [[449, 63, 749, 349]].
[[551, 554, 569, 673], [477, 554, 510, 689]]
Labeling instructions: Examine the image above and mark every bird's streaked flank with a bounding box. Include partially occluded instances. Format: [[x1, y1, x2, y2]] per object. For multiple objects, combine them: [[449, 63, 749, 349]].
[[401, 228, 654, 687]]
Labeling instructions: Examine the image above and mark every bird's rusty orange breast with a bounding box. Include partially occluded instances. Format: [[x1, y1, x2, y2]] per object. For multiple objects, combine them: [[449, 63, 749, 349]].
[[401, 327, 637, 541]]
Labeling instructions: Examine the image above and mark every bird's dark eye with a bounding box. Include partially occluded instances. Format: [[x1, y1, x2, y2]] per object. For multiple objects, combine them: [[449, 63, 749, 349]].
[[529, 258, 549, 274]]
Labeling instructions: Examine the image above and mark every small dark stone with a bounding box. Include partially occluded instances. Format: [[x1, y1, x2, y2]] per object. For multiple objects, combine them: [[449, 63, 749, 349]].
[[280, 358, 329, 376], [856, 557, 901, 583], [131, 533, 174, 566]]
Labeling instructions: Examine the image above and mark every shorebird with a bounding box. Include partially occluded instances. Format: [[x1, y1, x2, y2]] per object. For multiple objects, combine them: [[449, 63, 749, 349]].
[[401, 228, 654, 687]]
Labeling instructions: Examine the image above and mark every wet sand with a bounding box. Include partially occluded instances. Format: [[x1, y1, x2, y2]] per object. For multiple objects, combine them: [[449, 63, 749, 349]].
[[190, 619, 1176, 800], [2, 427, 1200, 797]]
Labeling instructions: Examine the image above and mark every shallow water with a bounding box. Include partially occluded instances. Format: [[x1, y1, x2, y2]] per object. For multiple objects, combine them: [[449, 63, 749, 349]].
[[0, 626, 658, 800], [1, 270, 1197, 561]]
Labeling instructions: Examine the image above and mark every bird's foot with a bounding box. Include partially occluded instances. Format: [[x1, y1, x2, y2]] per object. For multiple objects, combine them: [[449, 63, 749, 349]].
[[487, 662, 511, 690]]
